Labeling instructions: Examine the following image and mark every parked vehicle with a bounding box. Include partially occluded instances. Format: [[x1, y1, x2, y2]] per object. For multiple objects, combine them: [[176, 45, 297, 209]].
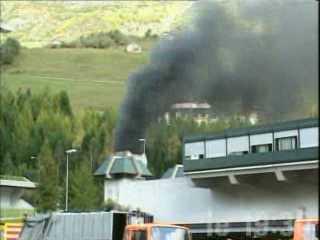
[[19, 211, 191, 240], [124, 223, 191, 240], [293, 218, 318, 240]]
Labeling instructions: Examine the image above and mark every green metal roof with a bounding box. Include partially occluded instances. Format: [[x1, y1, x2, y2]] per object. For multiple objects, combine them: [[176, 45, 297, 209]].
[[161, 167, 175, 179], [94, 154, 153, 178], [176, 166, 184, 177], [94, 157, 111, 176], [134, 160, 153, 177], [161, 165, 184, 179], [184, 117, 319, 143], [110, 157, 138, 175]]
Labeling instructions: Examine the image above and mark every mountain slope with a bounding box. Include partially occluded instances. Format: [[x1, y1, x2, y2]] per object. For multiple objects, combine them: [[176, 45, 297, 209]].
[[1, 1, 192, 47]]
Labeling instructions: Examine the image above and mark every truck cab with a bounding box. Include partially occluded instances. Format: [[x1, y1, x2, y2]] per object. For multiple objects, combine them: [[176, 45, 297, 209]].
[[123, 223, 191, 240], [293, 219, 319, 240]]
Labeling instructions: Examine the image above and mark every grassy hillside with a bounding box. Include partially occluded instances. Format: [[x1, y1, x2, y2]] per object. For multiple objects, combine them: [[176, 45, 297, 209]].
[[0, 0, 191, 110], [1, 1, 192, 47], [2, 46, 151, 110]]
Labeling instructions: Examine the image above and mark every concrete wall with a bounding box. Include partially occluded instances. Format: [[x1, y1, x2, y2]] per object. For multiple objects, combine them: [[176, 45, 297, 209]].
[[104, 172, 318, 224]]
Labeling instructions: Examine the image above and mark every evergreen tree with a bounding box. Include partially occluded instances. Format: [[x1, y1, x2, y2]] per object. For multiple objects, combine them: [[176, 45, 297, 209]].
[[37, 140, 60, 211], [69, 159, 100, 211], [56, 90, 73, 117], [0, 153, 16, 175]]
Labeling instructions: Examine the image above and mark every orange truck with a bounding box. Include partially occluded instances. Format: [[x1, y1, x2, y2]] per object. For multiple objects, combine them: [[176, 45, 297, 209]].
[[293, 218, 318, 240], [123, 223, 191, 240]]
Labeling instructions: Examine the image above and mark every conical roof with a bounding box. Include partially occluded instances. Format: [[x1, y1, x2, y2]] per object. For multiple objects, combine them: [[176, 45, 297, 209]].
[[94, 152, 153, 178]]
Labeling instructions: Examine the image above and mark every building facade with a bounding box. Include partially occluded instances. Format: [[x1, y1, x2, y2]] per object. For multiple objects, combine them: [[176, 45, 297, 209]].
[[183, 118, 318, 179], [100, 118, 318, 239]]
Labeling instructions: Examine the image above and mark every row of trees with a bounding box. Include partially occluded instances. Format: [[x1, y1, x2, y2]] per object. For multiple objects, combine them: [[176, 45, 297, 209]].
[[49, 29, 158, 49], [0, 87, 114, 211]]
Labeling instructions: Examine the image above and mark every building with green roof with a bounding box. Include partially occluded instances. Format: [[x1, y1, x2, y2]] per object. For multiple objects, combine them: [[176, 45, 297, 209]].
[[94, 152, 152, 179], [95, 151, 152, 204]]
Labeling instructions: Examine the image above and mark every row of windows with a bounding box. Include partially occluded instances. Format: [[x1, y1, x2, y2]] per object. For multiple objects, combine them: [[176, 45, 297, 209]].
[[184, 127, 318, 160], [186, 136, 297, 160], [230, 136, 297, 155]]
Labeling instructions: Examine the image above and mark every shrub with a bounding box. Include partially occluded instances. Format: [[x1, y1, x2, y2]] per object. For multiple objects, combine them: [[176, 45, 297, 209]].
[[107, 30, 128, 46], [97, 36, 113, 48], [50, 30, 130, 49], [145, 29, 152, 38], [6, 38, 21, 55], [0, 38, 21, 65]]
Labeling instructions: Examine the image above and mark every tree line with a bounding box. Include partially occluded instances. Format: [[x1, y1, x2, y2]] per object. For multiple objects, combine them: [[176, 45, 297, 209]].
[[0, 87, 115, 211]]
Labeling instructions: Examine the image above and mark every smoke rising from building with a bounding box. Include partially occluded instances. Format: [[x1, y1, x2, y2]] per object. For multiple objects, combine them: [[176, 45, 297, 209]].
[[114, 0, 318, 154]]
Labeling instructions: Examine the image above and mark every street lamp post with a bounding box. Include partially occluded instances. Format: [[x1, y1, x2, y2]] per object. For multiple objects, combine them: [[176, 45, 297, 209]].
[[65, 148, 77, 212], [30, 155, 39, 182], [138, 139, 146, 155]]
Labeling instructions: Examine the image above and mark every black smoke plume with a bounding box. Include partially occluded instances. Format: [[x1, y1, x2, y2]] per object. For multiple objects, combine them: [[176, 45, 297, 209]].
[[115, 0, 318, 154]]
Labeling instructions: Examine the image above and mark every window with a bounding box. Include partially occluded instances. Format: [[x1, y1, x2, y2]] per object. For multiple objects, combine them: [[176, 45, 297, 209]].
[[227, 136, 249, 155], [300, 127, 319, 148], [184, 141, 205, 160], [206, 139, 226, 158], [132, 230, 147, 240], [276, 136, 297, 151], [251, 144, 272, 153], [250, 133, 273, 146]]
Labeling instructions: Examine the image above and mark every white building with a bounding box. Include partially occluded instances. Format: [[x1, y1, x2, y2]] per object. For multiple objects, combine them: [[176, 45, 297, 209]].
[[0, 176, 36, 217], [97, 118, 318, 239], [164, 102, 214, 125]]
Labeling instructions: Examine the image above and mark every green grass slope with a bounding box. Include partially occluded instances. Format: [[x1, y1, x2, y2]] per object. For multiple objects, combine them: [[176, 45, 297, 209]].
[[2, 47, 150, 110]]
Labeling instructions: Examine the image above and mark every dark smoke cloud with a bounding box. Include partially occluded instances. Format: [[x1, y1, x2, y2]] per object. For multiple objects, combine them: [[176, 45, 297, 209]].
[[115, 0, 318, 154]]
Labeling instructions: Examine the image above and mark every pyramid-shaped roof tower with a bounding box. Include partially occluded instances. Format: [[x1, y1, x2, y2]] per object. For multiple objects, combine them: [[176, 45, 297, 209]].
[[94, 151, 152, 179]]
